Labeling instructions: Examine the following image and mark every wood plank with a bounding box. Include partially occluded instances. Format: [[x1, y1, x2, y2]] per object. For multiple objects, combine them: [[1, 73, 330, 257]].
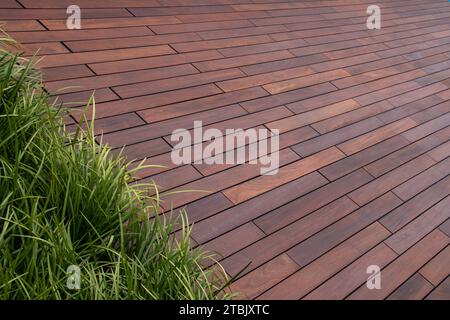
[[46, 64, 199, 94], [37, 45, 175, 68], [42, 65, 94, 82], [161, 148, 301, 212], [150, 20, 253, 35], [384, 197, 450, 254], [23, 42, 69, 55], [267, 99, 361, 134], [113, 68, 245, 99], [402, 113, 450, 142], [337, 117, 417, 156], [241, 54, 328, 76], [11, 27, 152, 43], [191, 171, 329, 244], [364, 134, 444, 178], [377, 95, 445, 125], [198, 25, 289, 41], [440, 219, 450, 238], [306, 243, 398, 300], [164, 106, 292, 147], [172, 35, 272, 54], [254, 169, 373, 235], [419, 246, 450, 286], [221, 197, 359, 277], [193, 50, 294, 72], [68, 113, 145, 136], [41, 16, 180, 30], [89, 50, 224, 75], [65, 33, 202, 52], [110, 137, 171, 160], [138, 87, 268, 123], [348, 154, 436, 206], [286, 192, 402, 267], [129, 5, 235, 17], [20, 0, 161, 8], [201, 222, 265, 266], [193, 126, 318, 176], [216, 66, 314, 92], [259, 223, 391, 300], [426, 277, 450, 300], [223, 147, 345, 204], [78, 84, 223, 120], [387, 273, 434, 300], [319, 135, 411, 181], [293, 116, 385, 157], [2, 20, 44, 31], [311, 100, 395, 135], [140, 165, 202, 194], [240, 82, 337, 113], [380, 176, 450, 233], [263, 69, 350, 95], [230, 254, 300, 300], [176, 11, 269, 24], [51, 88, 119, 107], [0, 0, 21, 8], [0, 8, 132, 20], [392, 157, 450, 201], [103, 104, 247, 147], [348, 230, 449, 299], [427, 140, 450, 161]]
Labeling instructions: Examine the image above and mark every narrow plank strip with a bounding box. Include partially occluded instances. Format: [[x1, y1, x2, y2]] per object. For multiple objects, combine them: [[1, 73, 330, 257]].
[[287, 192, 402, 267], [37, 45, 175, 68], [384, 197, 450, 254], [425, 277, 450, 300], [263, 69, 350, 95], [306, 243, 398, 300], [387, 274, 434, 300], [254, 169, 373, 235], [259, 223, 391, 300], [348, 229, 449, 300], [222, 147, 345, 204], [380, 176, 450, 233], [230, 254, 300, 300], [419, 246, 450, 286], [221, 197, 359, 277]]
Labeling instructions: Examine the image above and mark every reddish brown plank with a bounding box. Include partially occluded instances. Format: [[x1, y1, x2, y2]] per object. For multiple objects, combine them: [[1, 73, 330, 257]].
[[388, 273, 434, 300], [419, 246, 450, 286], [286, 192, 402, 267], [306, 243, 398, 300], [348, 230, 448, 300], [384, 197, 450, 254], [230, 254, 300, 300], [426, 277, 450, 300], [222, 147, 345, 204], [37, 45, 175, 68], [258, 223, 391, 300], [380, 176, 450, 233], [221, 196, 359, 277]]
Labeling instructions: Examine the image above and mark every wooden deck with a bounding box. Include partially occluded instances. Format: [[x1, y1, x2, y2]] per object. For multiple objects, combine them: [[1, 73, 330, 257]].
[[3, 0, 449, 300]]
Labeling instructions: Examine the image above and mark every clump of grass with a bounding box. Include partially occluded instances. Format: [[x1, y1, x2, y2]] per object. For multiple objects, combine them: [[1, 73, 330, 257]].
[[0, 34, 229, 299]]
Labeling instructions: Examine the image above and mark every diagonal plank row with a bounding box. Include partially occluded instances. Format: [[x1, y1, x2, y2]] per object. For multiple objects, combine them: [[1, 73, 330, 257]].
[[3, 0, 449, 300]]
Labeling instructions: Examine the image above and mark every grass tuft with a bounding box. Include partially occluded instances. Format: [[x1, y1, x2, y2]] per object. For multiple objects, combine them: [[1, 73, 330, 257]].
[[0, 34, 230, 300]]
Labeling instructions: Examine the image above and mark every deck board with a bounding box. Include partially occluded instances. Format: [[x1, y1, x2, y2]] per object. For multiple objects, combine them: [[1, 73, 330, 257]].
[[3, 0, 449, 300]]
